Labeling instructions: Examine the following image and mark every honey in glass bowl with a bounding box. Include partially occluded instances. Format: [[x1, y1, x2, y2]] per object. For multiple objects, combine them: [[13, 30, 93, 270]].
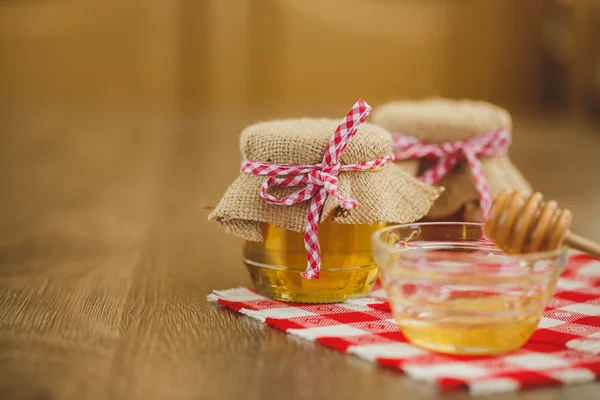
[[244, 221, 383, 303], [372, 222, 567, 355]]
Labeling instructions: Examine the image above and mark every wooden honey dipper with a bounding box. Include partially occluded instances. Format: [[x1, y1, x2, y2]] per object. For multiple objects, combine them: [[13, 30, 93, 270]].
[[484, 189, 600, 257]]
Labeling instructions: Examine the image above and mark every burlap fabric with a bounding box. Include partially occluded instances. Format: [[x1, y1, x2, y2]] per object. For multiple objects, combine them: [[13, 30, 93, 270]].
[[372, 98, 532, 221], [209, 118, 441, 241]]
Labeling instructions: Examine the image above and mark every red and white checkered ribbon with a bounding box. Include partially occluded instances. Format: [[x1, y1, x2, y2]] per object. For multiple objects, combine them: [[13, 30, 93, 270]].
[[241, 99, 394, 280], [393, 128, 511, 221]]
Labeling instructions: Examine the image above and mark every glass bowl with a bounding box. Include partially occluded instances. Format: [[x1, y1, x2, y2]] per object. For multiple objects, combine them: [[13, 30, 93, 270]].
[[372, 222, 568, 355]]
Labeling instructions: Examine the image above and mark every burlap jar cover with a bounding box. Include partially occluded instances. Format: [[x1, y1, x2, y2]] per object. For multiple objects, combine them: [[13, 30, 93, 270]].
[[209, 100, 442, 279], [372, 98, 532, 222]]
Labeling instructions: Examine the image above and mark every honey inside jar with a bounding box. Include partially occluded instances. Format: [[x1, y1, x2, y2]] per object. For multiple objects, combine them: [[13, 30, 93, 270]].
[[243, 221, 383, 303]]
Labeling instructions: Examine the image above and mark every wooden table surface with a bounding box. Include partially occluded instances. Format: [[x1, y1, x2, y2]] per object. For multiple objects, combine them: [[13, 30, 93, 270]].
[[1, 107, 600, 400]]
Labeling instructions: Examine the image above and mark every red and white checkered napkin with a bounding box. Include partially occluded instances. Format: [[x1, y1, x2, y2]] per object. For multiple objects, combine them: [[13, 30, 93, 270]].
[[208, 253, 600, 395]]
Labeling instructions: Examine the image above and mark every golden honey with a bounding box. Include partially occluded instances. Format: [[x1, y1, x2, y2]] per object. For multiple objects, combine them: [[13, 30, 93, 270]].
[[243, 221, 383, 303], [388, 282, 557, 355]]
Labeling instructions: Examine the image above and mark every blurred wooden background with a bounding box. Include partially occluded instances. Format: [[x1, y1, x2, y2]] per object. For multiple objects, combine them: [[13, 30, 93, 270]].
[[0, 0, 599, 244], [2, 0, 598, 115], [189, 0, 546, 112]]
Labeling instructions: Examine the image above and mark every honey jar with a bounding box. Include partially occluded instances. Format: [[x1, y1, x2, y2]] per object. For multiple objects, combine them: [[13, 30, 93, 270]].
[[209, 100, 441, 303], [372, 98, 532, 222]]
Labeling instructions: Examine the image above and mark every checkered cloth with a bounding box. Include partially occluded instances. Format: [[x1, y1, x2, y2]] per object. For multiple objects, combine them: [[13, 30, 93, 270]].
[[208, 252, 600, 395]]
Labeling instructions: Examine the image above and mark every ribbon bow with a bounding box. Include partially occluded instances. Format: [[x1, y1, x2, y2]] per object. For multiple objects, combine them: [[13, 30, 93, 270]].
[[241, 99, 394, 279], [393, 128, 511, 221]]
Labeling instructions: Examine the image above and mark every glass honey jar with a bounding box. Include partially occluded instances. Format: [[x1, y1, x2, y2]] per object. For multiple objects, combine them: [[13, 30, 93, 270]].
[[209, 100, 441, 303]]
